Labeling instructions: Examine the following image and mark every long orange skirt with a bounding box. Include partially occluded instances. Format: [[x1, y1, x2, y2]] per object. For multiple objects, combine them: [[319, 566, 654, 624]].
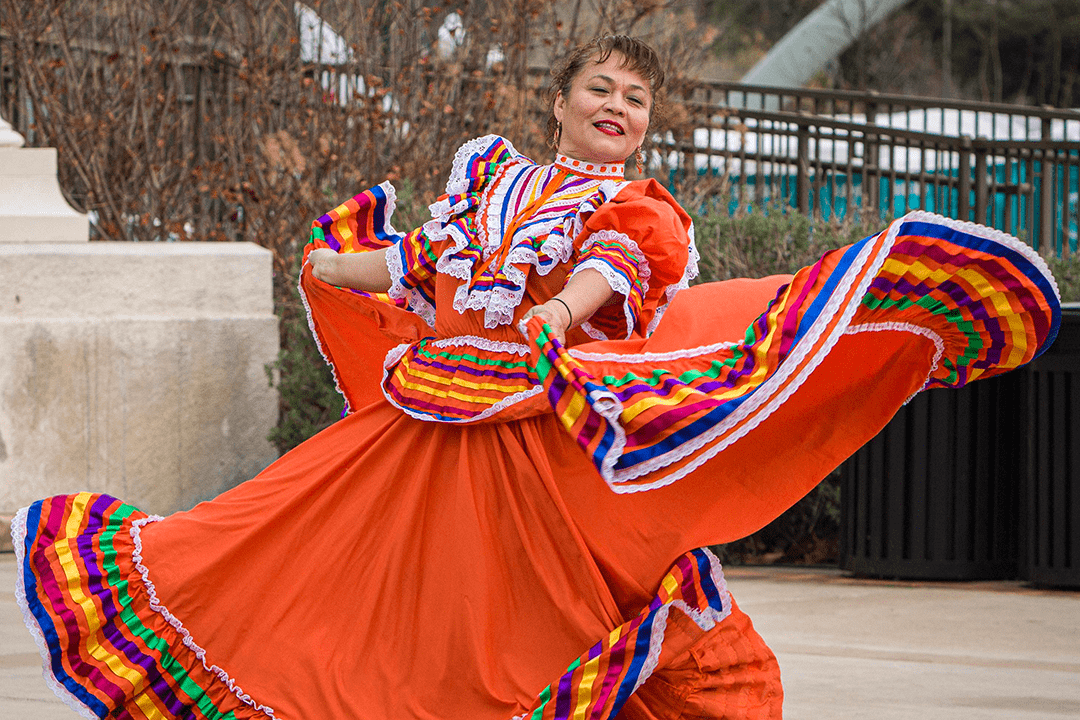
[[14, 213, 1059, 719]]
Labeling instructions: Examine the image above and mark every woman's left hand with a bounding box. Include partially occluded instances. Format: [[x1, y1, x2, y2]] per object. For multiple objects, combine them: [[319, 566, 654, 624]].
[[308, 247, 339, 285], [521, 301, 571, 344]]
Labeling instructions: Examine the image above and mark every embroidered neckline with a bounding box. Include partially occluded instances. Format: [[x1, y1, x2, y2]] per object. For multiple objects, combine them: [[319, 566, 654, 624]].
[[554, 154, 625, 179]]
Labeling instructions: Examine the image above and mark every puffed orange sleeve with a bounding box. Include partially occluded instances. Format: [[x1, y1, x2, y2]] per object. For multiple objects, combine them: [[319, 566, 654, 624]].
[[571, 179, 697, 340]]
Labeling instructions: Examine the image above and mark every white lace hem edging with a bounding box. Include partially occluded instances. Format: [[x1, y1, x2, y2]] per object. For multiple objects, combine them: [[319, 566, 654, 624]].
[[10, 508, 276, 719], [846, 321, 945, 404], [901, 210, 1061, 302], [602, 220, 892, 492], [12, 506, 100, 720], [298, 264, 351, 413], [375, 180, 401, 238], [129, 517, 277, 717]]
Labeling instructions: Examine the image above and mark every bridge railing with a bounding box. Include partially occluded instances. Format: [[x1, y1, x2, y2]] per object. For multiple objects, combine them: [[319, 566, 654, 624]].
[[658, 82, 1080, 257]]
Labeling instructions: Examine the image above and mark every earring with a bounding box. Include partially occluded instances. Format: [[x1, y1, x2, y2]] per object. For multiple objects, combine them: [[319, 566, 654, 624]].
[[635, 146, 645, 175], [552, 122, 561, 150]]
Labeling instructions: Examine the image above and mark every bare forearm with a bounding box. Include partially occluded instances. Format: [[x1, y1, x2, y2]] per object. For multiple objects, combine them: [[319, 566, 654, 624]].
[[521, 268, 616, 342], [308, 247, 393, 293], [555, 269, 617, 328]]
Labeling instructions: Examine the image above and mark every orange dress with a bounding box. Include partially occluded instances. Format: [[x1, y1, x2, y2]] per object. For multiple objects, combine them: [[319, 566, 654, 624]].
[[14, 135, 1060, 720]]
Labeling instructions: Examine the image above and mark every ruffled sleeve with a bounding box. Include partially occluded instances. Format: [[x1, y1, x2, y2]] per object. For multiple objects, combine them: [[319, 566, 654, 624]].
[[428, 134, 521, 224], [307, 180, 439, 324], [571, 179, 698, 340]]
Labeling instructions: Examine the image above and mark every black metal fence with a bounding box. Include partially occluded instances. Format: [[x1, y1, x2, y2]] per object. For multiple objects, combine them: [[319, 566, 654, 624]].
[[841, 307, 1080, 587], [659, 82, 1080, 257]]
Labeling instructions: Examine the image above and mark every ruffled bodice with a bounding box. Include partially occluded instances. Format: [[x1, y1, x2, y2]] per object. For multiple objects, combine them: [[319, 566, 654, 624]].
[[303, 134, 698, 424]]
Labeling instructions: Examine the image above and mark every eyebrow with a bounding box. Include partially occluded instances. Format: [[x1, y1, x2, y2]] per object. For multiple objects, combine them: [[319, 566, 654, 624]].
[[589, 73, 649, 95]]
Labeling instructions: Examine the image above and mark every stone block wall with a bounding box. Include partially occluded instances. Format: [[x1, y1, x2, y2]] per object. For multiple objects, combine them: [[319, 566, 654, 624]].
[[0, 242, 281, 524]]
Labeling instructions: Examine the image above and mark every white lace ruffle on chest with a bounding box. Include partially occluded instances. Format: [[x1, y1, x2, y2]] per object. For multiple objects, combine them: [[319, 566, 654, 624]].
[[428, 139, 629, 328]]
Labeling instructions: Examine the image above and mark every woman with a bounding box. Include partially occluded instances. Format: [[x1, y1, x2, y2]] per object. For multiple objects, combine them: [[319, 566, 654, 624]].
[[14, 36, 1059, 720]]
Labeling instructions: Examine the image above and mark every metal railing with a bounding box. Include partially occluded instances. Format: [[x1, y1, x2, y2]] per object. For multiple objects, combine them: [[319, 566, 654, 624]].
[[661, 82, 1080, 257], [5, 33, 1080, 256]]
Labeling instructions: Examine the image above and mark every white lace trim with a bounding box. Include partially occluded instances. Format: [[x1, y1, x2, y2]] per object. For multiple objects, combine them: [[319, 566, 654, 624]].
[[129, 517, 278, 717], [902, 210, 1061, 302], [385, 241, 437, 329], [632, 548, 733, 694], [10, 507, 276, 719], [429, 195, 472, 225], [573, 229, 652, 341], [647, 220, 701, 337], [568, 339, 741, 363], [379, 336, 543, 423], [427, 334, 531, 355], [579, 320, 610, 341], [11, 506, 101, 720], [374, 180, 401, 237], [443, 134, 523, 199], [298, 261, 351, 413], [603, 219, 892, 492], [846, 321, 946, 403]]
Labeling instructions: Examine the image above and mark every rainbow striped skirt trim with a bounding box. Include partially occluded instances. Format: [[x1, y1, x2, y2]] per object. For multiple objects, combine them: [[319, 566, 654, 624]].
[[526, 211, 1062, 493], [512, 547, 731, 720], [13, 493, 274, 720], [15, 494, 733, 720]]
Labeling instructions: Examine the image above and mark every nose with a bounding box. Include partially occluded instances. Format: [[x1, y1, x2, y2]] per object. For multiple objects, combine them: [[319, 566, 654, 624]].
[[603, 93, 627, 116]]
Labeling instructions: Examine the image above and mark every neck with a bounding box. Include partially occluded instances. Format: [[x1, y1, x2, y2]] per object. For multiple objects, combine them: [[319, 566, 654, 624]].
[[553, 153, 625, 180]]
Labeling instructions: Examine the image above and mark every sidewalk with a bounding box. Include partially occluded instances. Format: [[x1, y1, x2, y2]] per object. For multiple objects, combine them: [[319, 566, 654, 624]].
[[3, 555, 1079, 718]]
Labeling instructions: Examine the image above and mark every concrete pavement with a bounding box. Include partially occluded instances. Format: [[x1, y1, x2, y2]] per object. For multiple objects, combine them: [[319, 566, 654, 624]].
[[2, 556, 1078, 719], [729, 567, 1080, 719]]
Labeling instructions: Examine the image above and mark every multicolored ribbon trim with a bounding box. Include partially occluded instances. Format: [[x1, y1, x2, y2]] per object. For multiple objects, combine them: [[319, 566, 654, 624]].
[[513, 547, 731, 720], [528, 212, 1061, 492], [14, 493, 272, 720], [382, 336, 544, 423], [308, 181, 416, 310]]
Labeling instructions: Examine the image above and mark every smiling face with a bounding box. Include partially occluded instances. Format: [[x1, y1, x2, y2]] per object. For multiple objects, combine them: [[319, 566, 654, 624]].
[[553, 52, 652, 166]]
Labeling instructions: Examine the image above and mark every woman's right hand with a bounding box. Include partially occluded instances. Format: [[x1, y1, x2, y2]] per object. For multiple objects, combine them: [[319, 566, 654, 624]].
[[308, 248, 339, 284], [520, 301, 571, 344]]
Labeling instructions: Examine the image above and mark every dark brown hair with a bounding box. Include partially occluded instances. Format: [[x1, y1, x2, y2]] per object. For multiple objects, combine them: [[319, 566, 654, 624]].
[[546, 35, 666, 150]]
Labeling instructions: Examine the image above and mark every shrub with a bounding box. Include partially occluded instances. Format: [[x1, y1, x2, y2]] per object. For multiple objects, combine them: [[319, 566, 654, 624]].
[[1048, 252, 1080, 303], [688, 197, 885, 281], [265, 260, 345, 455]]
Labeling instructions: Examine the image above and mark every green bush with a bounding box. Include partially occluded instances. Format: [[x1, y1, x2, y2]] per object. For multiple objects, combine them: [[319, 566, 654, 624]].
[[265, 261, 345, 455], [1048, 253, 1080, 303], [688, 198, 886, 281]]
